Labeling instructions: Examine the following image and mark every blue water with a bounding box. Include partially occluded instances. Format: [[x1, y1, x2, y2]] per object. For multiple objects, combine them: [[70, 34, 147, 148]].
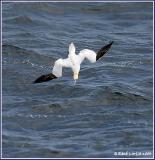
[[2, 2, 153, 158]]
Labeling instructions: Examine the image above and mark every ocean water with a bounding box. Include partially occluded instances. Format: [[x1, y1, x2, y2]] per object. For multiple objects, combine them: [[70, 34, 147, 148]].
[[2, 2, 153, 158]]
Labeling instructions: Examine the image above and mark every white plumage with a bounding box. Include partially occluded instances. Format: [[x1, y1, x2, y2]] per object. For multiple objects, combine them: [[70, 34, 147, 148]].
[[34, 41, 113, 84], [52, 42, 96, 80]]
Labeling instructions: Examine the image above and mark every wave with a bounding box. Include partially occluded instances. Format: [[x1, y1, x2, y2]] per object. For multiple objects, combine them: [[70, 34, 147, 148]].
[[3, 44, 34, 56], [3, 15, 39, 26], [2, 44, 55, 68], [92, 83, 152, 104], [12, 3, 64, 14]]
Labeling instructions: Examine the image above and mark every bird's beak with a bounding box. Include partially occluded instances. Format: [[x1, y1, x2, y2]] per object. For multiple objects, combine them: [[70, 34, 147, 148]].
[[73, 72, 79, 80]]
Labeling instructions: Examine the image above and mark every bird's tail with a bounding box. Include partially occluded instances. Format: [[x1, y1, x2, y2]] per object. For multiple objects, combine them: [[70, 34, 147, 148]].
[[33, 73, 57, 83]]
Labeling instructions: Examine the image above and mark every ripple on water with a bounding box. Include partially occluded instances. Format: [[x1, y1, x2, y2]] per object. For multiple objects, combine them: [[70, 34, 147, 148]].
[[2, 2, 153, 158]]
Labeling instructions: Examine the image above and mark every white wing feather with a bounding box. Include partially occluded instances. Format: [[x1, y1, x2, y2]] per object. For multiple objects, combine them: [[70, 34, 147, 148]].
[[78, 49, 96, 64], [52, 58, 72, 77]]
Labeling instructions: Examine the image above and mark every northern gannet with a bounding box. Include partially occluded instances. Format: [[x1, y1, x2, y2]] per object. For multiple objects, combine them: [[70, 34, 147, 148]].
[[34, 41, 113, 83]]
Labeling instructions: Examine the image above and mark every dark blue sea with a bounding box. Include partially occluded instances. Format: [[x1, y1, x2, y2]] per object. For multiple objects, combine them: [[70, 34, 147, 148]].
[[2, 1, 153, 158]]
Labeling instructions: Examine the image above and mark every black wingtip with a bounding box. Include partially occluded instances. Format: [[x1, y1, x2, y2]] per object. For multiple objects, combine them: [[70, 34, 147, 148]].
[[110, 41, 114, 45], [33, 73, 57, 84], [96, 41, 114, 61]]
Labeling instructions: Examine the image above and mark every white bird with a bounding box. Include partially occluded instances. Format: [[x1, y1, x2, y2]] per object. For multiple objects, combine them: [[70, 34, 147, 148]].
[[34, 41, 113, 83]]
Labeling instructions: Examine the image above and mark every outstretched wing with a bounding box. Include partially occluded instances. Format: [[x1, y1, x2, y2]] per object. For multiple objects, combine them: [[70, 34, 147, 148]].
[[78, 41, 113, 64], [33, 73, 57, 83], [33, 58, 72, 84], [96, 41, 113, 61], [52, 58, 72, 77], [78, 49, 97, 64]]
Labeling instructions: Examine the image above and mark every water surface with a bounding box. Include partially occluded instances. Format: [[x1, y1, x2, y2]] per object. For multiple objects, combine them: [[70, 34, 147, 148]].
[[2, 2, 153, 158]]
